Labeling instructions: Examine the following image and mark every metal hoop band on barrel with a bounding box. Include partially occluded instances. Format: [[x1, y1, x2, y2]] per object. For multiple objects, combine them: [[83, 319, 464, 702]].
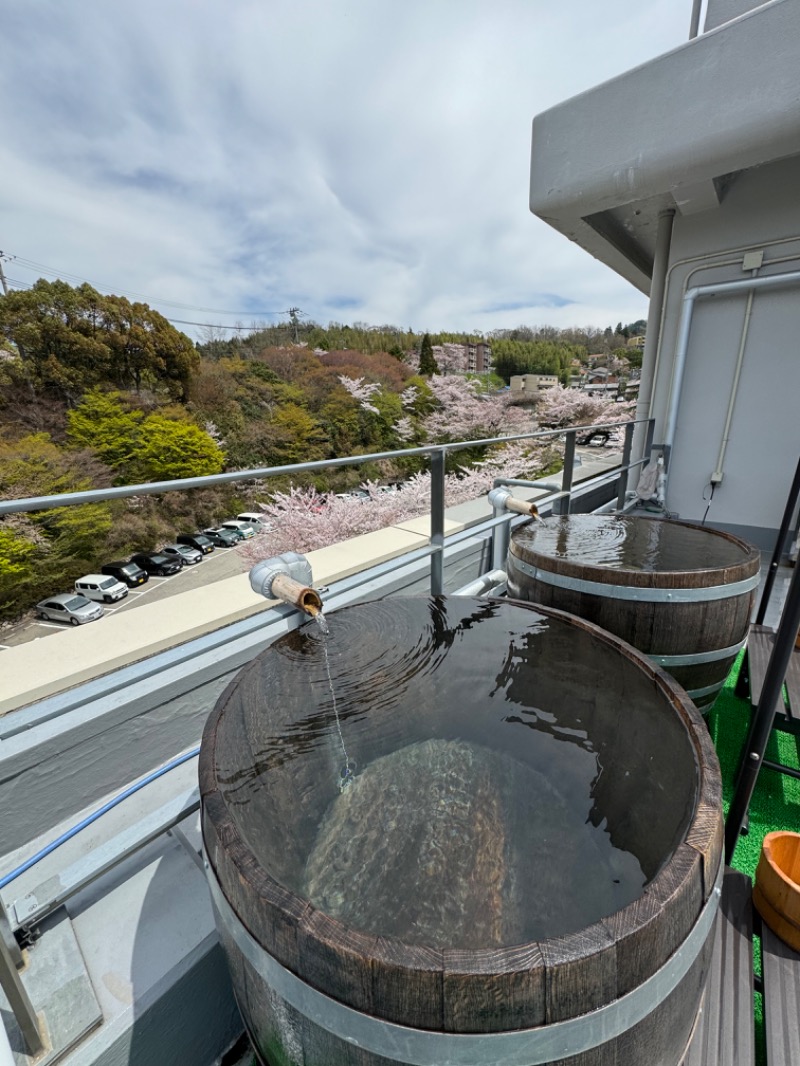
[[508, 557, 760, 603], [685, 680, 726, 700], [649, 638, 747, 668], [207, 862, 722, 1066]]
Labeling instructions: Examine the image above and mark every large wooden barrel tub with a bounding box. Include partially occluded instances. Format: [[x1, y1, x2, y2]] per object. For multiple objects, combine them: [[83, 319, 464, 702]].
[[200, 596, 722, 1066], [507, 514, 760, 711]]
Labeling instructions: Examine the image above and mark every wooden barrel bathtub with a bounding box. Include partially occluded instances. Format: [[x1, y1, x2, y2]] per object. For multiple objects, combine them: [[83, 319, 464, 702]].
[[507, 514, 761, 711], [200, 597, 723, 1066]]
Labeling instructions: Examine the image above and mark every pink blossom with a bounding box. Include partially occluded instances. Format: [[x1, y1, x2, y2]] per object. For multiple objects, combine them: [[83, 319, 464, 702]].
[[338, 375, 381, 414], [393, 416, 415, 441]]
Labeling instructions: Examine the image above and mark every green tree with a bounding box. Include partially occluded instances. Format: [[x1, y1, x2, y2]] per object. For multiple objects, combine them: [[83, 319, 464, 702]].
[[0, 526, 39, 616], [0, 279, 198, 401], [261, 404, 329, 466], [66, 389, 144, 473], [131, 415, 226, 482], [0, 434, 115, 615], [418, 334, 439, 376]]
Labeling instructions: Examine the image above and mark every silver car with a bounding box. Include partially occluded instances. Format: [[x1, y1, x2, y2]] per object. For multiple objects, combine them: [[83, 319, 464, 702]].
[[36, 593, 104, 626], [162, 543, 203, 565]]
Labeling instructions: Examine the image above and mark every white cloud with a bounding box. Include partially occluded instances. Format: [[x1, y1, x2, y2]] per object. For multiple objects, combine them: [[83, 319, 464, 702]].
[[1, 0, 687, 337]]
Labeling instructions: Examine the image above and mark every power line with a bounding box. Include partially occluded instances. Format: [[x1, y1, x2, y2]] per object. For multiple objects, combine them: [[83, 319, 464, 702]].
[[166, 317, 287, 332], [4, 251, 291, 317]]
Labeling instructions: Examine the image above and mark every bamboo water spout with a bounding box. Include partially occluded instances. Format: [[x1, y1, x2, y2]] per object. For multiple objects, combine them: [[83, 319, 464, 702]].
[[487, 486, 544, 521], [249, 552, 323, 617]]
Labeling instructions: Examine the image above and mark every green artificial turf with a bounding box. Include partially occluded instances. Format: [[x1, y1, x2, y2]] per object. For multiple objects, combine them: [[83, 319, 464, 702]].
[[705, 652, 800, 1066]]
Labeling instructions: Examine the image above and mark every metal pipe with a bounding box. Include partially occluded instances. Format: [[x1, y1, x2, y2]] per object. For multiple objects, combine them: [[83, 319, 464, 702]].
[[617, 421, 635, 510], [663, 269, 800, 463], [0, 417, 652, 517], [633, 207, 674, 481], [714, 289, 754, 479], [429, 450, 446, 596], [249, 553, 322, 616], [689, 0, 703, 38], [452, 570, 507, 597], [558, 432, 576, 514]]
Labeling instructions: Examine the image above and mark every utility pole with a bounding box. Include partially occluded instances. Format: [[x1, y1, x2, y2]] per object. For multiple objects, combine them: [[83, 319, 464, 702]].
[[288, 307, 301, 344], [0, 251, 9, 296]]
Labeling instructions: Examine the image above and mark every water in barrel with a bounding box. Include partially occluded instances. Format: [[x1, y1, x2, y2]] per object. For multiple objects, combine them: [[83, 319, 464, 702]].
[[213, 598, 698, 952], [507, 514, 761, 711]]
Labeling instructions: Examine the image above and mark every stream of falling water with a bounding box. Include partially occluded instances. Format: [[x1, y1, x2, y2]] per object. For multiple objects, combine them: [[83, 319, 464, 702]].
[[314, 612, 355, 791]]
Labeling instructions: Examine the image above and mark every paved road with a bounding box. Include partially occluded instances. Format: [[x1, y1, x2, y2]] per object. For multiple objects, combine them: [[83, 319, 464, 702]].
[[0, 449, 624, 652], [0, 541, 253, 650]]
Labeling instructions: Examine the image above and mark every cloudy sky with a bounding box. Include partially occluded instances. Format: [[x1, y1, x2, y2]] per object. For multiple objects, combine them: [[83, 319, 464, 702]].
[[1, 1, 690, 340]]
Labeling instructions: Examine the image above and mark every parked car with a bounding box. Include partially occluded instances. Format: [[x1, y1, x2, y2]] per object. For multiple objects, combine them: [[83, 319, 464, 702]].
[[235, 512, 273, 533], [74, 574, 128, 604], [176, 533, 215, 555], [101, 560, 149, 587], [203, 527, 241, 548], [36, 593, 104, 626], [161, 543, 203, 566], [220, 520, 255, 540], [129, 552, 182, 577]]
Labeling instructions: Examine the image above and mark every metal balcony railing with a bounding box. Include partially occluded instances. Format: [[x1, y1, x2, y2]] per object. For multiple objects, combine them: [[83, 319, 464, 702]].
[[0, 416, 654, 597]]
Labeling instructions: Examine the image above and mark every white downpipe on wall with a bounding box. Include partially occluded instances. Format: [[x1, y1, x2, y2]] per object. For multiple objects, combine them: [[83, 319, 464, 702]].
[[631, 208, 675, 483], [663, 269, 800, 465], [714, 288, 754, 478]]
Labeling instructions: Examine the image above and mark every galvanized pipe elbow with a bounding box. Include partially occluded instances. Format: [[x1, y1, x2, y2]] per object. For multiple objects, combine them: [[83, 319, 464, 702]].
[[488, 487, 540, 518], [249, 553, 322, 616]]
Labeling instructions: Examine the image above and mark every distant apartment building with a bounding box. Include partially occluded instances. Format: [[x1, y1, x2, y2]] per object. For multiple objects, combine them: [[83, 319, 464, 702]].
[[509, 373, 559, 396], [431, 341, 493, 374], [467, 342, 492, 373], [626, 334, 647, 349]]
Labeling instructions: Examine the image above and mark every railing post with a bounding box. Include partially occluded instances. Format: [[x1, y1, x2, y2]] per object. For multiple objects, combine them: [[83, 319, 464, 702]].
[[490, 481, 510, 571], [555, 432, 576, 514], [430, 449, 446, 595], [725, 556, 800, 863], [617, 421, 635, 510], [0, 924, 44, 1057], [755, 456, 800, 626]]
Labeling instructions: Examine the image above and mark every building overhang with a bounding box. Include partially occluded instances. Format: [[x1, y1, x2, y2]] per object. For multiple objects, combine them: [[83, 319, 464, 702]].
[[529, 0, 800, 292]]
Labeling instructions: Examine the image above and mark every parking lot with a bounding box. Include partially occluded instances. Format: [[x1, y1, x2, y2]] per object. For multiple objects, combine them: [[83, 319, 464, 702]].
[[0, 538, 253, 650], [0, 450, 623, 652]]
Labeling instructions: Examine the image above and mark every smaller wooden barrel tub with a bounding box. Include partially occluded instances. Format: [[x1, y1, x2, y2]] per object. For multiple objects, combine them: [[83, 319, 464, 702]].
[[200, 597, 723, 1066], [507, 514, 761, 711]]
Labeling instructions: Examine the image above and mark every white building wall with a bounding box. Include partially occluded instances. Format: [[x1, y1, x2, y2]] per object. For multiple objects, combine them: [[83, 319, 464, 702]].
[[650, 154, 800, 546]]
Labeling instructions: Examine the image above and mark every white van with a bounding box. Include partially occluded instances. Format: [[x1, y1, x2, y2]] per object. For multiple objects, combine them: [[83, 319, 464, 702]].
[[74, 574, 129, 604], [236, 512, 272, 533]]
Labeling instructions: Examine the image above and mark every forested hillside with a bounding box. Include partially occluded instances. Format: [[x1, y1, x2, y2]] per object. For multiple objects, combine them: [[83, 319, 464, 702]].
[[0, 279, 633, 620]]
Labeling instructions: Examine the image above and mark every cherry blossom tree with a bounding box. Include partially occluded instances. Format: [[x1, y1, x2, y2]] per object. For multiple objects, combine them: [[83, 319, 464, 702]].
[[241, 437, 553, 560], [338, 375, 381, 415], [393, 416, 415, 442], [535, 384, 628, 428], [422, 375, 530, 442]]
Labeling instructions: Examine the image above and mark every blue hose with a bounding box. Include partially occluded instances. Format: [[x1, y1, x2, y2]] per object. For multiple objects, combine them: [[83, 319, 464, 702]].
[[0, 746, 201, 892]]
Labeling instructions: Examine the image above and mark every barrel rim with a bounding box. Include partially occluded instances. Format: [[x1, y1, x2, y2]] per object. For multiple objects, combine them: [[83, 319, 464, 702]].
[[509, 515, 761, 589], [199, 596, 722, 1031]]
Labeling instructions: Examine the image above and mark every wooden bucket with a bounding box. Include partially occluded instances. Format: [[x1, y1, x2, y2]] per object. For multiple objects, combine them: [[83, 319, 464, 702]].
[[201, 597, 722, 1066], [507, 514, 761, 710], [754, 831, 800, 951]]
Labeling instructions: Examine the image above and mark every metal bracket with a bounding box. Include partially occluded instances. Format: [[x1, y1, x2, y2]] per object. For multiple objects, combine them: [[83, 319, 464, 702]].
[[0, 916, 44, 1056], [0, 896, 23, 969]]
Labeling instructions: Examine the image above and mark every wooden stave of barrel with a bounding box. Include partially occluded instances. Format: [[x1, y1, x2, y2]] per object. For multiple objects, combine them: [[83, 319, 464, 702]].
[[506, 517, 760, 711], [200, 599, 723, 1066]]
